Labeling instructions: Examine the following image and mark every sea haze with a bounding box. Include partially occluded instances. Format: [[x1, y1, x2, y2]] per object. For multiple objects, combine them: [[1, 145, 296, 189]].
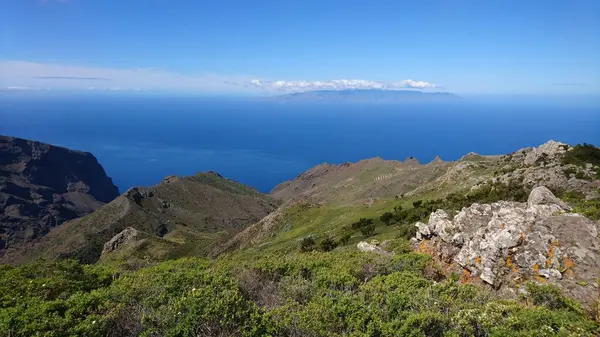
[[1, 92, 599, 193]]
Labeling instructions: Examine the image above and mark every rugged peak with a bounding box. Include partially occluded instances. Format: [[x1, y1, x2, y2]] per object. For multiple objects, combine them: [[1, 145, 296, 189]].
[[403, 156, 420, 165], [430, 155, 444, 164], [124, 186, 154, 205], [523, 140, 568, 165], [458, 152, 482, 162]]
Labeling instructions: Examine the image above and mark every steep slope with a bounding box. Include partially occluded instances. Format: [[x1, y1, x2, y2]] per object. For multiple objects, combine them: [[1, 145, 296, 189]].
[[1, 171, 280, 264], [223, 141, 599, 258], [272, 140, 600, 206], [218, 141, 600, 312], [0, 135, 119, 256], [272, 156, 452, 204]]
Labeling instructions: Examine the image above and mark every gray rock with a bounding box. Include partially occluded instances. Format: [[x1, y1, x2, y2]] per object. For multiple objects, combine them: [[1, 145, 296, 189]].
[[527, 186, 571, 211], [413, 185, 600, 311], [523, 140, 567, 166], [357, 241, 392, 256], [415, 221, 431, 240], [102, 227, 139, 254]]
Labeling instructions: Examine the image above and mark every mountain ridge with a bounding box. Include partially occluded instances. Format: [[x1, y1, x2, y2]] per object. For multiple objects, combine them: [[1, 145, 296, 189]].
[[0, 171, 280, 264]]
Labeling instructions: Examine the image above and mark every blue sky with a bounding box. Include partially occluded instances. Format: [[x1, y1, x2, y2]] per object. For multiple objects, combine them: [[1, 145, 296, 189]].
[[1, 0, 599, 95]]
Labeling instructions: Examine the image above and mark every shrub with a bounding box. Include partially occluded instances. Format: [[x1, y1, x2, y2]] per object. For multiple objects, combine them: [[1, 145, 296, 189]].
[[319, 235, 338, 252], [351, 218, 373, 230], [562, 143, 600, 167], [412, 200, 423, 208], [574, 198, 600, 220], [1, 255, 598, 336], [299, 237, 316, 253], [575, 170, 590, 180], [521, 283, 583, 314], [360, 223, 376, 238], [337, 233, 352, 246], [379, 212, 394, 225], [563, 166, 578, 177]]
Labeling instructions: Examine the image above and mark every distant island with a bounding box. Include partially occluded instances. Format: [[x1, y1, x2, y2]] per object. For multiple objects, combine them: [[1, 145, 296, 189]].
[[266, 89, 461, 103]]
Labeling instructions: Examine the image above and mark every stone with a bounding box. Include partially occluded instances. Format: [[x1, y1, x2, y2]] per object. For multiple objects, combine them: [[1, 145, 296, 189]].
[[357, 241, 392, 256], [415, 221, 431, 240], [102, 227, 139, 254], [413, 185, 600, 311], [527, 186, 571, 211], [523, 140, 568, 166]]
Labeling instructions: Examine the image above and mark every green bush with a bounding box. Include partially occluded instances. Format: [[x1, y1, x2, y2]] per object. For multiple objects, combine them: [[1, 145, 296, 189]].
[[360, 223, 376, 238], [319, 235, 338, 252], [1, 254, 598, 337], [337, 232, 352, 246], [521, 283, 583, 313], [562, 143, 600, 179], [299, 236, 316, 252], [562, 143, 600, 167], [349, 217, 377, 238], [380, 211, 394, 225]]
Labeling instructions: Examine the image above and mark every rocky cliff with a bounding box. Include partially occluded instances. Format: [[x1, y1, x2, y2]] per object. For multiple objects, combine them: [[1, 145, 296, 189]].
[[2, 171, 280, 264], [0, 135, 119, 255]]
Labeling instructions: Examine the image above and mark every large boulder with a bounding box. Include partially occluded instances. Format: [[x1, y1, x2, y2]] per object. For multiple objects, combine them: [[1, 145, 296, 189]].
[[414, 186, 600, 312], [102, 227, 139, 254], [527, 186, 571, 211]]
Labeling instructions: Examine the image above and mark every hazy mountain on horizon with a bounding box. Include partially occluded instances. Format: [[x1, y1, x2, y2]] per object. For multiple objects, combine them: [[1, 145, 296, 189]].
[[267, 89, 461, 103]]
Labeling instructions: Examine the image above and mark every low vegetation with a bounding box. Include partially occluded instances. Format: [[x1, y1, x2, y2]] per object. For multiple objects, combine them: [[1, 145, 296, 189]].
[[554, 189, 600, 220], [1, 251, 597, 336], [339, 180, 529, 242], [562, 143, 600, 178]]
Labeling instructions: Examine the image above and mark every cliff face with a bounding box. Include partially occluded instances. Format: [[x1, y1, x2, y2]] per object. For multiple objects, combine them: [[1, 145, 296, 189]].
[[0, 135, 119, 254]]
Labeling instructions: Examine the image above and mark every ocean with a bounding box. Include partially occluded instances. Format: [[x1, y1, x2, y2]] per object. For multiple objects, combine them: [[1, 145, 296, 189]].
[[1, 92, 599, 193]]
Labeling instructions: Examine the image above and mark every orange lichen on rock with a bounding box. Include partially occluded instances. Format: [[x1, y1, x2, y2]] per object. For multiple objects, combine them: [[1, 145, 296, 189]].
[[506, 256, 518, 273], [562, 257, 575, 277], [546, 243, 556, 268], [500, 223, 505, 229], [474, 256, 482, 264], [459, 268, 472, 284], [520, 232, 526, 242], [417, 239, 436, 255], [564, 257, 575, 268]]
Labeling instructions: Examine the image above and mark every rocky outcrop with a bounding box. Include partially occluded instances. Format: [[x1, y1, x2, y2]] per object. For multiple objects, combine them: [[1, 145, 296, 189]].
[[414, 186, 600, 312], [521, 140, 568, 166], [0, 135, 119, 257], [102, 227, 139, 254], [357, 241, 393, 256]]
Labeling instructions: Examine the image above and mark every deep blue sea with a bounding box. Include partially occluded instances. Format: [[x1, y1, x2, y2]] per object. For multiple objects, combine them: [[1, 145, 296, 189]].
[[1, 92, 599, 193]]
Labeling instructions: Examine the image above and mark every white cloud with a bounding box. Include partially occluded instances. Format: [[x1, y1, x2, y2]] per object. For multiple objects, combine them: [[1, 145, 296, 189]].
[[0, 60, 438, 93], [0, 60, 251, 93], [248, 78, 437, 92]]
